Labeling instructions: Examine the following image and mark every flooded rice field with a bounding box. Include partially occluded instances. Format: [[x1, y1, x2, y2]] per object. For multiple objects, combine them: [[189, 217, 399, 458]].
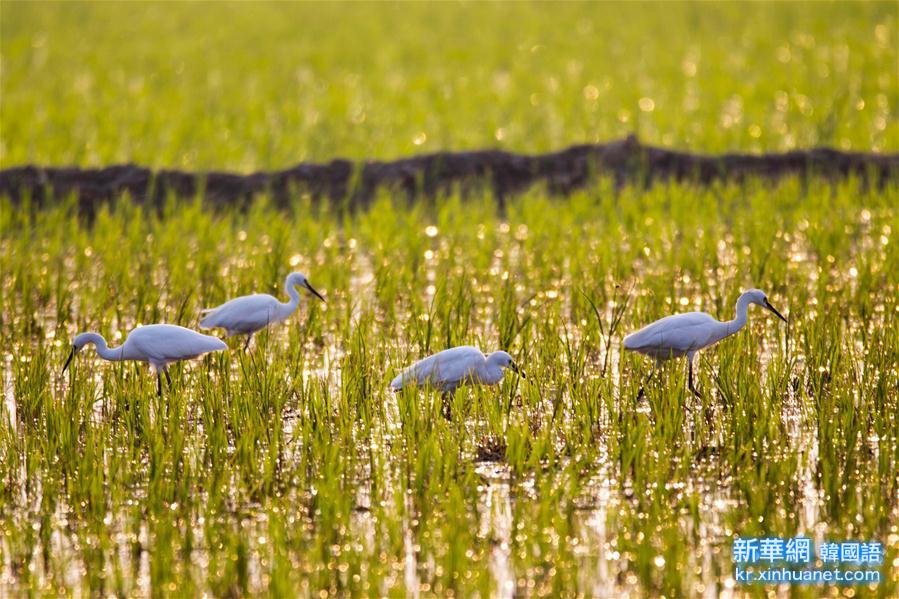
[[1, 180, 896, 597]]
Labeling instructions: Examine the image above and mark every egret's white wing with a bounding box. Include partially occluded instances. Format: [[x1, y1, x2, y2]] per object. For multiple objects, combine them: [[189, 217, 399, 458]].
[[200, 294, 281, 334], [127, 324, 226, 364], [391, 346, 486, 391], [624, 312, 721, 357]]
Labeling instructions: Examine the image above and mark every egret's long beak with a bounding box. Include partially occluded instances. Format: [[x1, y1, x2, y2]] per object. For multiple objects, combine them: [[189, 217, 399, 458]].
[[62, 346, 75, 373], [509, 361, 526, 379], [764, 299, 788, 323], [304, 281, 326, 303]]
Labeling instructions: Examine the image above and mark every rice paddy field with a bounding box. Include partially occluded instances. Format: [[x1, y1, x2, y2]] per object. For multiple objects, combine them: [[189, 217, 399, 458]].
[[1, 2, 898, 598]]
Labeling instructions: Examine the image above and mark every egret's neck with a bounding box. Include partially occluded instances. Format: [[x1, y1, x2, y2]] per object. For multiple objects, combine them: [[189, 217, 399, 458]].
[[723, 294, 753, 337], [277, 279, 301, 320], [480, 358, 505, 385], [79, 333, 124, 361]]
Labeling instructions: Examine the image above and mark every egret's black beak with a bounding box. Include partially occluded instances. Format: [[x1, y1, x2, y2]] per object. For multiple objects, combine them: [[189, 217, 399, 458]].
[[764, 299, 788, 323], [62, 346, 75, 373], [509, 361, 526, 379], [305, 281, 326, 303]]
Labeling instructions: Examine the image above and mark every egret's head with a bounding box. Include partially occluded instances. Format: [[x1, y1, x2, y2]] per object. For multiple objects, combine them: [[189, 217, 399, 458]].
[[288, 272, 325, 303], [745, 289, 787, 323], [488, 351, 525, 378], [62, 333, 95, 372]]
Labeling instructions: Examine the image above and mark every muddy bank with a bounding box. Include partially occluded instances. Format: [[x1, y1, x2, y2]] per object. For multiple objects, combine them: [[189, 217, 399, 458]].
[[2, 136, 897, 216]]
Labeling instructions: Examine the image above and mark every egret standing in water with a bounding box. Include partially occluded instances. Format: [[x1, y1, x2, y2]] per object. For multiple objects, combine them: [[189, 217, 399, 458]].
[[623, 289, 787, 397], [200, 272, 325, 350], [62, 324, 227, 396], [390, 346, 524, 418]]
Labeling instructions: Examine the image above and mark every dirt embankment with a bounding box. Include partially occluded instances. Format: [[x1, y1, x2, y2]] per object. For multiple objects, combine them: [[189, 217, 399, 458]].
[[2, 136, 897, 216]]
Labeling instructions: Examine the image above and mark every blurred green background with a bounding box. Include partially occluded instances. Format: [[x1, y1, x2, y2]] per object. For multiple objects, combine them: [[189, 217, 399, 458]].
[[1, 1, 896, 170]]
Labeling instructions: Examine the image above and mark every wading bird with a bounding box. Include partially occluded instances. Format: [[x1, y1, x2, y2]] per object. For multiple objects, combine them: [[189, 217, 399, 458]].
[[390, 346, 524, 418], [62, 324, 227, 396], [623, 289, 787, 397], [200, 272, 325, 350]]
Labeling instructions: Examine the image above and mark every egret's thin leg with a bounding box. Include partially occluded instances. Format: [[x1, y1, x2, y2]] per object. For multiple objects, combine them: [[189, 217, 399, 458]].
[[156, 372, 163, 397], [164, 369, 172, 387], [243, 334, 253, 351], [441, 389, 455, 421], [688, 360, 702, 399], [441, 394, 451, 420], [637, 364, 656, 399]]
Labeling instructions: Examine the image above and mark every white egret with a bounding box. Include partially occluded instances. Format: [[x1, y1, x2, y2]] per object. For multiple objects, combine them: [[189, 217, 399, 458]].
[[623, 289, 787, 397], [199, 272, 325, 349], [62, 324, 227, 396], [390, 346, 524, 417]]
